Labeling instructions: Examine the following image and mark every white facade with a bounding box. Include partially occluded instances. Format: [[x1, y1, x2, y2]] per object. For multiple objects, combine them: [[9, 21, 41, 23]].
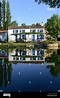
[[8, 48, 45, 62], [8, 26, 46, 42]]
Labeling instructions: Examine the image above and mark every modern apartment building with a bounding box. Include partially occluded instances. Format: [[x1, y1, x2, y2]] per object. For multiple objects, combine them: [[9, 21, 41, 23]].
[[8, 25, 46, 42]]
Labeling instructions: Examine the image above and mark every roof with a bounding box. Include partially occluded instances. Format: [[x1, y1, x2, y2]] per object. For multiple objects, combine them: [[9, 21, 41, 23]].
[[8, 25, 45, 29], [0, 30, 8, 33]]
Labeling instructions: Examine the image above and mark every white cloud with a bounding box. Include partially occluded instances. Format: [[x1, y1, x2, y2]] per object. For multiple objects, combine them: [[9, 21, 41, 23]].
[[47, 7, 55, 11]]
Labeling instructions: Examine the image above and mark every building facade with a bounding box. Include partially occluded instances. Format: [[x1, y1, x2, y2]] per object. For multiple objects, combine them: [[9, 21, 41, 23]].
[[8, 25, 46, 42], [0, 30, 8, 42]]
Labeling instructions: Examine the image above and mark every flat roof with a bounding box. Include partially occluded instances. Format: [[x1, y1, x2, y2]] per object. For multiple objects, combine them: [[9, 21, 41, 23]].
[[8, 25, 45, 29]]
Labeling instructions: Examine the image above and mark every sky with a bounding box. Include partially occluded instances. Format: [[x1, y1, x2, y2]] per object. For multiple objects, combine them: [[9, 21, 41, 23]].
[[8, 0, 60, 26]]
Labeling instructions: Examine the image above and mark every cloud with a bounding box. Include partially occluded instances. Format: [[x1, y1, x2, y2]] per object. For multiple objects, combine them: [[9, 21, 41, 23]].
[[47, 7, 55, 11]]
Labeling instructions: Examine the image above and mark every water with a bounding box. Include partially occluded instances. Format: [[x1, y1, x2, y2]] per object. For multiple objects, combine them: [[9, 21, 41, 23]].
[[0, 47, 60, 92]]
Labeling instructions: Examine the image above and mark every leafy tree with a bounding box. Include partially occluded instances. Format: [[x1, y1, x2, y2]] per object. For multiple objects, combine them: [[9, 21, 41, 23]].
[[0, 1, 2, 28], [2, 0, 6, 29], [0, 0, 11, 30], [5, 1, 11, 30], [46, 51, 60, 77], [36, 23, 41, 26], [45, 14, 60, 38], [35, 0, 60, 8], [10, 21, 18, 26], [21, 23, 26, 26]]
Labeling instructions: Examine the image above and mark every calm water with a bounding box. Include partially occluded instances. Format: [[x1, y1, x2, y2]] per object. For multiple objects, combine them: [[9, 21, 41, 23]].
[[0, 47, 60, 92]]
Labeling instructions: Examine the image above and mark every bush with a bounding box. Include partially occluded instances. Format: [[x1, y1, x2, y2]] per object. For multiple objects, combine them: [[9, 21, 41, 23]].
[[9, 40, 14, 46]]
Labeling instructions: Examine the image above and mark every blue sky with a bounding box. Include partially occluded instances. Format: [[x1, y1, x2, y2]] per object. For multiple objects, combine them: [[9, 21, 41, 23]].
[[8, 0, 60, 26]]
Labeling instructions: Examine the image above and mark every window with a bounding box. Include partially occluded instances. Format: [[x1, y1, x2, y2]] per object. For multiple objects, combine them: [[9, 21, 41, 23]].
[[22, 30, 25, 32], [38, 30, 40, 32], [13, 30, 14, 33], [20, 30, 21, 33], [33, 30, 36, 32], [40, 30, 43, 32], [41, 34, 44, 39], [16, 30, 18, 33], [30, 30, 32, 32]]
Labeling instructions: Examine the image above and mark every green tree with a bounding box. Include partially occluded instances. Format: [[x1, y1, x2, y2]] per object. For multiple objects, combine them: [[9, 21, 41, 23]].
[[2, 0, 6, 29], [46, 51, 60, 77], [36, 23, 41, 26], [5, 1, 11, 30], [21, 23, 26, 26], [10, 21, 18, 26], [45, 14, 60, 38], [0, 1, 2, 28], [0, 0, 11, 30], [35, 0, 60, 8]]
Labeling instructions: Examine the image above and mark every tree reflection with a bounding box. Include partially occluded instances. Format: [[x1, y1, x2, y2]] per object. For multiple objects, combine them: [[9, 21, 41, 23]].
[[0, 58, 12, 87], [46, 50, 60, 77]]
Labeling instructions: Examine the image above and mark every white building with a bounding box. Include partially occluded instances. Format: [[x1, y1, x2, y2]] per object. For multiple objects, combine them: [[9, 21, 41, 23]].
[[0, 30, 8, 42], [8, 48, 45, 63], [8, 25, 46, 42]]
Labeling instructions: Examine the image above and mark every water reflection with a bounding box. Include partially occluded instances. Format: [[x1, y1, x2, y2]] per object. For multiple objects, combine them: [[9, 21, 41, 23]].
[[0, 49, 12, 87], [0, 47, 60, 92]]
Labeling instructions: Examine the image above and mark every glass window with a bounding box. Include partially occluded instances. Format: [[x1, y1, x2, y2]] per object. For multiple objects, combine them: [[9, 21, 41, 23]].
[[40, 30, 43, 32], [33, 30, 36, 32], [41, 34, 44, 39], [16, 30, 18, 33], [38, 30, 40, 32], [13, 30, 14, 33], [30, 30, 32, 32], [20, 30, 21, 33], [22, 30, 25, 32]]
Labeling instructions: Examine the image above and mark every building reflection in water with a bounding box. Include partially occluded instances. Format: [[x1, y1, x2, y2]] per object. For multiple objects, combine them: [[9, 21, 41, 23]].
[[0, 49, 12, 87], [0, 47, 60, 88]]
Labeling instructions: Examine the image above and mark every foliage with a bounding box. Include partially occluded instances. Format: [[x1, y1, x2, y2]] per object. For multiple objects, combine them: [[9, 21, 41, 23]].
[[0, 0, 11, 30], [10, 21, 18, 26], [35, 0, 60, 8], [21, 23, 26, 26], [45, 14, 60, 38]]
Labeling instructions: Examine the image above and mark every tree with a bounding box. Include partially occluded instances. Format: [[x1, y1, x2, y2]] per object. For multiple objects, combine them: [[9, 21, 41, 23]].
[[0, 1, 2, 28], [36, 23, 41, 26], [10, 21, 18, 26], [5, 1, 11, 30], [35, 0, 60, 8], [21, 23, 26, 26], [45, 14, 60, 38], [0, 0, 11, 30], [2, 0, 6, 29]]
